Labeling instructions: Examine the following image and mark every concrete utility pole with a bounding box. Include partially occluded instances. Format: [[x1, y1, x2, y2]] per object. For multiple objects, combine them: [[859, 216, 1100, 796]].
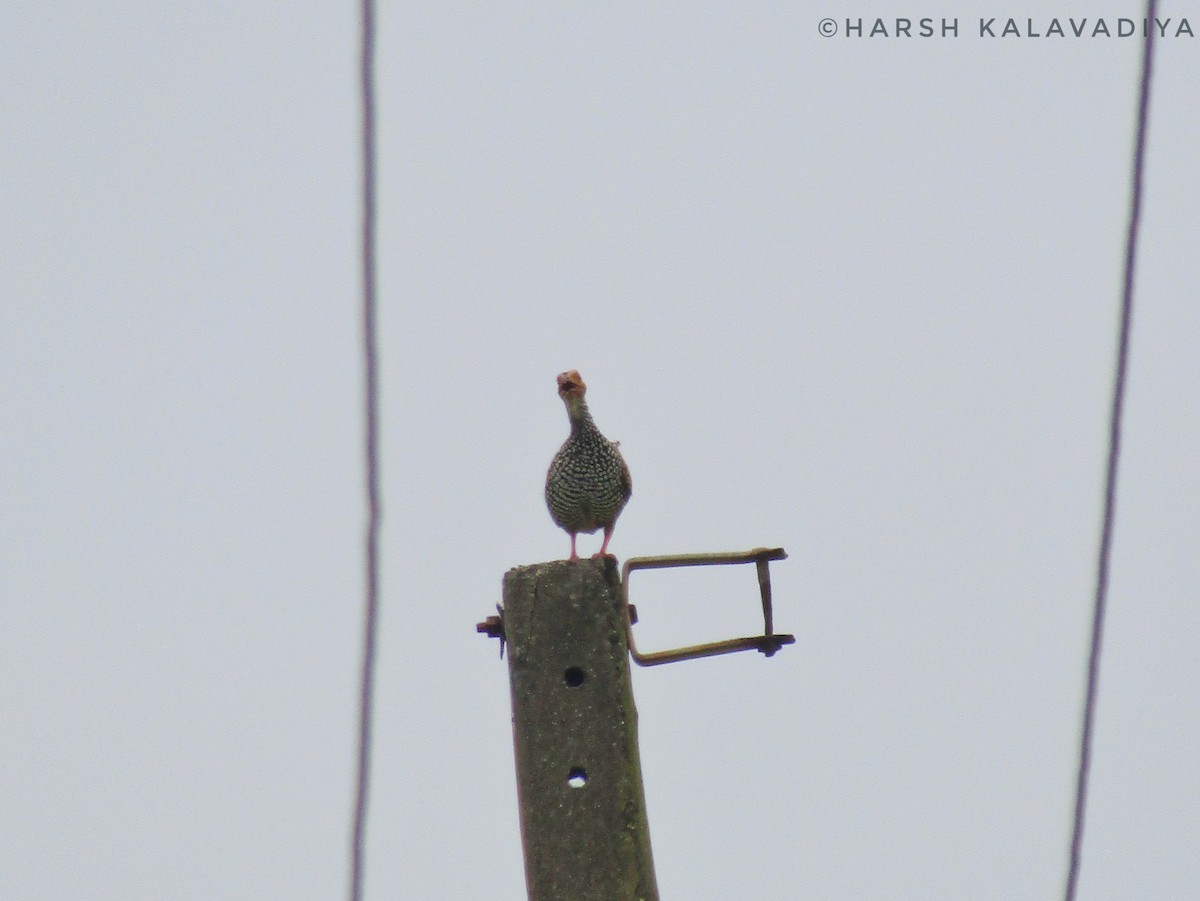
[[479, 548, 791, 899], [498, 558, 659, 901]]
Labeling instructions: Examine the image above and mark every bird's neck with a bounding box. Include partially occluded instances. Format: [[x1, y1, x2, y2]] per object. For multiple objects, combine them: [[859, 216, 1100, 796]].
[[566, 397, 596, 434]]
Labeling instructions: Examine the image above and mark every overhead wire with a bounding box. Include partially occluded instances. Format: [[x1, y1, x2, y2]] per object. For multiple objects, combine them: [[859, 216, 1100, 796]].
[[349, 0, 379, 899], [1063, 1, 1158, 898]]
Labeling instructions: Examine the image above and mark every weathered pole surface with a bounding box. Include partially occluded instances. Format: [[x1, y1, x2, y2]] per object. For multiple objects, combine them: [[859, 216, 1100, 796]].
[[502, 557, 659, 901]]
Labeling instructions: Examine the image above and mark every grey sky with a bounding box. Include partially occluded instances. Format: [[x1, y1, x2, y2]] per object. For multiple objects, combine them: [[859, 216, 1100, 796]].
[[3, 3, 1198, 899]]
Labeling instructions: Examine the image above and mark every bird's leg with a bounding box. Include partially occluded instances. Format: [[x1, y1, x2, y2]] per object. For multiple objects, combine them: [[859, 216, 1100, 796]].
[[569, 532, 579, 561], [593, 525, 614, 559]]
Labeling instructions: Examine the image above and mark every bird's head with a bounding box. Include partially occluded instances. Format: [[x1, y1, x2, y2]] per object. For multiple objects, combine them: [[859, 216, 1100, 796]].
[[556, 370, 589, 417], [557, 370, 587, 398]]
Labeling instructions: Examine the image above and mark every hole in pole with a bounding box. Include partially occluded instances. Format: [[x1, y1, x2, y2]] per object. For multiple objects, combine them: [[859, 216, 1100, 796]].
[[563, 666, 586, 687], [567, 768, 588, 788]]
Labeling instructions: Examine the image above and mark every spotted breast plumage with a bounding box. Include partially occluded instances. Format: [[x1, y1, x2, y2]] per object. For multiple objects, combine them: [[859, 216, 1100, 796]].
[[545, 370, 632, 560]]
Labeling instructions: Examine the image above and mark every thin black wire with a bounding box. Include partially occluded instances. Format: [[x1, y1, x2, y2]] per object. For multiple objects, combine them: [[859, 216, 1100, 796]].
[[350, 0, 379, 899], [1064, 2, 1157, 898]]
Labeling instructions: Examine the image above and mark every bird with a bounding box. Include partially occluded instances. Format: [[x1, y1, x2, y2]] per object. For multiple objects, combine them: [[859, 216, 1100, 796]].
[[545, 370, 632, 560]]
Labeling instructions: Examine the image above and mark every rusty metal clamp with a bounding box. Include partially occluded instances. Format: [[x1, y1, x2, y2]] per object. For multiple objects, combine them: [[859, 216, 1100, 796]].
[[621, 547, 794, 667]]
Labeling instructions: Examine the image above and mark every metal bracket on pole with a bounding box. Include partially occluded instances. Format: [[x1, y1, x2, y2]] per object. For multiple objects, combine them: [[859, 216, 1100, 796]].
[[621, 547, 794, 667]]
